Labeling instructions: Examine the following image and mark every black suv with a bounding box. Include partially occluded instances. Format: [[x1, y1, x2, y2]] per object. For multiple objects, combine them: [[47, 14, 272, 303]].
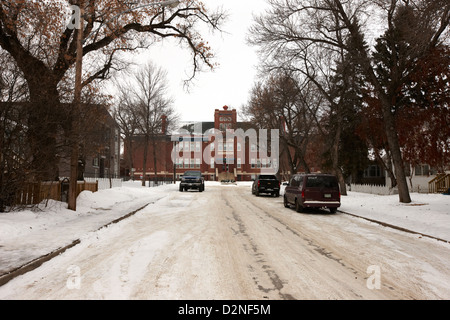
[[284, 173, 340, 213], [179, 171, 205, 192]]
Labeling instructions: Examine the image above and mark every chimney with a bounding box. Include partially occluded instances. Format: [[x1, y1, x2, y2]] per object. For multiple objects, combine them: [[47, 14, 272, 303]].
[[161, 115, 167, 135]]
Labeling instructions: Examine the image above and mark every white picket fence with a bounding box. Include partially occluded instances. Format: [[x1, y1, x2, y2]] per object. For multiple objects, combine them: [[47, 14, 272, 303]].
[[84, 178, 123, 190], [350, 183, 397, 195]]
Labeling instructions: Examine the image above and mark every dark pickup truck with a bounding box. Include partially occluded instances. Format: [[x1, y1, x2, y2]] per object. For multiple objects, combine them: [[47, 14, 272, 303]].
[[180, 170, 205, 192], [251, 174, 280, 197]]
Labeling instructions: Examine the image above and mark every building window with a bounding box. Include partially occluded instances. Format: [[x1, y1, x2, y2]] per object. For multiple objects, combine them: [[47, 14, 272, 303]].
[[195, 141, 201, 152], [190, 159, 195, 168], [237, 142, 241, 151], [415, 164, 430, 176], [251, 158, 256, 169], [195, 158, 201, 168], [210, 158, 215, 169], [251, 143, 257, 152], [364, 165, 382, 178], [237, 158, 241, 169], [184, 158, 189, 168]]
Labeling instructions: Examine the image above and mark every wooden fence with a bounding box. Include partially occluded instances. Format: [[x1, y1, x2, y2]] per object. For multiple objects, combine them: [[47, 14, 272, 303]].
[[15, 180, 98, 206]]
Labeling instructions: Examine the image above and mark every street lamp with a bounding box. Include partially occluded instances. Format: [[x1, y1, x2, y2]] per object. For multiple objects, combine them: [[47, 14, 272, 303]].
[[68, 0, 181, 211]]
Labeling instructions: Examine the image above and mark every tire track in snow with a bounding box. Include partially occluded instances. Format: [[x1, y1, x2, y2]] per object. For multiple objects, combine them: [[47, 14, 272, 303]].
[[222, 191, 295, 300]]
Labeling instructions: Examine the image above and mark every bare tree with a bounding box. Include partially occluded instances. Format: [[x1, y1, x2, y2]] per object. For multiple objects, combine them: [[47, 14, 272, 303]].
[[243, 72, 321, 178], [114, 90, 139, 179], [115, 62, 178, 186]]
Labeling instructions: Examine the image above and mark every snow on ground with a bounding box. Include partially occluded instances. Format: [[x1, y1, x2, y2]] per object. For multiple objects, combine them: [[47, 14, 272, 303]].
[[0, 181, 449, 276], [340, 192, 450, 242]]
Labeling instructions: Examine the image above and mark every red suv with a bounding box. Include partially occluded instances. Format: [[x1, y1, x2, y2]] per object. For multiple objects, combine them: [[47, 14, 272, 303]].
[[284, 173, 341, 213]]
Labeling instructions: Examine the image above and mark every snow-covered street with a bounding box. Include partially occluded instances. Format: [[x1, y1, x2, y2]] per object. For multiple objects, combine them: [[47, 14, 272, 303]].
[[0, 181, 449, 299]]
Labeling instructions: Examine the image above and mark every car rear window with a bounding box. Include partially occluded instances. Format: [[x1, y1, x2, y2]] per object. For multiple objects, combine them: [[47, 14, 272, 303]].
[[184, 171, 201, 176], [306, 176, 338, 188], [259, 175, 277, 180]]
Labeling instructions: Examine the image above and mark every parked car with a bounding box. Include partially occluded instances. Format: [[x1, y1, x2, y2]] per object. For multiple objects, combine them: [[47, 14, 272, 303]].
[[252, 174, 280, 197], [284, 173, 340, 213], [180, 171, 205, 192]]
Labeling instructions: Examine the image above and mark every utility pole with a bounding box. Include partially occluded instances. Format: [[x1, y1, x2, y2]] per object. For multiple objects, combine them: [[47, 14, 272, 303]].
[[68, 0, 85, 211]]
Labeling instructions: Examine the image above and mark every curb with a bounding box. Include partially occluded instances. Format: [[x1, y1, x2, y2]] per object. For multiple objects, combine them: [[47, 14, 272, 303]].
[[0, 203, 151, 287], [339, 210, 450, 244]]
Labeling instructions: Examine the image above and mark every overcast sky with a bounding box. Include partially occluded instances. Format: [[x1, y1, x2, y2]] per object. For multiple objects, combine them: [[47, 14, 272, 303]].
[[130, 0, 270, 123]]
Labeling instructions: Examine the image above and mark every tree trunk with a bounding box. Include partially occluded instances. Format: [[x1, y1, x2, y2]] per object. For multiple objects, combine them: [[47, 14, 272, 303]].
[[380, 101, 411, 203], [26, 78, 61, 182], [331, 111, 347, 195]]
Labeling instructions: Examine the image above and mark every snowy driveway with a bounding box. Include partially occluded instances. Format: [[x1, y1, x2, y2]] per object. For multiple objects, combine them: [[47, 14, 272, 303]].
[[1, 183, 449, 299]]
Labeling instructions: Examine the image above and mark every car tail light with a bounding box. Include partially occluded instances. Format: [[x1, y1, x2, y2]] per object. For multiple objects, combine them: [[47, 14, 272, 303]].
[[258, 180, 260, 187], [301, 190, 305, 200]]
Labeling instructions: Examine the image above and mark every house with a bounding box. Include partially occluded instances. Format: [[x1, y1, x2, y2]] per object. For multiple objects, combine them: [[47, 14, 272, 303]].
[[387, 164, 450, 193], [58, 104, 121, 180]]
